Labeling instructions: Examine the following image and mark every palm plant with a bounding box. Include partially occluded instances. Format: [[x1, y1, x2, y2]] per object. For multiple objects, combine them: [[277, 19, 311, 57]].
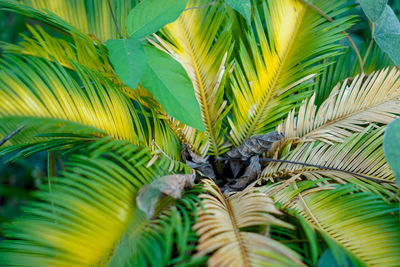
[[0, 0, 399, 266]]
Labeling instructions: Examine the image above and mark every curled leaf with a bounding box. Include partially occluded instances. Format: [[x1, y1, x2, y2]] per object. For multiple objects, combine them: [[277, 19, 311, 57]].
[[137, 173, 195, 219], [229, 156, 261, 190], [226, 131, 284, 160], [181, 143, 216, 179]]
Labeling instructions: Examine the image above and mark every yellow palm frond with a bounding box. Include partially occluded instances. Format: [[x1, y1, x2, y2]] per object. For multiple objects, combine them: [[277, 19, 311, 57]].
[[194, 179, 304, 267], [0, 150, 157, 266], [0, 25, 155, 107], [262, 182, 400, 266], [278, 68, 400, 145], [0, 55, 144, 144], [229, 0, 355, 145], [153, 0, 232, 155], [1, 25, 112, 74], [262, 127, 397, 198], [20, 0, 138, 40]]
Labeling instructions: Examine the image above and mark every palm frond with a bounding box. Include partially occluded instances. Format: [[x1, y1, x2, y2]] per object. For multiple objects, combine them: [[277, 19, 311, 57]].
[[314, 43, 395, 106], [262, 127, 398, 199], [194, 179, 304, 267], [109, 186, 205, 267], [0, 149, 159, 266], [0, 55, 143, 142], [228, 0, 355, 145], [153, 0, 232, 156], [1, 25, 113, 76], [19, 0, 138, 40], [0, 0, 83, 37], [262, 182, 400, 266], [0, 54, 183, 158], [279, 68, 400, 145]]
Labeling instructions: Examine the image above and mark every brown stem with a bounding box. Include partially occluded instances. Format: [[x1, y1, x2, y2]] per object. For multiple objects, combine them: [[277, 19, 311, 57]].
[[300, 0, 364, 73]]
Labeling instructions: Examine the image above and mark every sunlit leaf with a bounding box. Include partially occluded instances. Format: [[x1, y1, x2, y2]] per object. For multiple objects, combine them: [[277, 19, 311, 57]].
[[126, 0, 188, 38]]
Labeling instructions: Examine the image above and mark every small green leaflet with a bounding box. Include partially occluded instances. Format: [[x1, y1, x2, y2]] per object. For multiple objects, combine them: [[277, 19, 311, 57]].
[[225, 0, 252, 25], [383, 118, 400, 186], [126, 0, 188, 39], [360, 0, 387, 22], [106, 38, 147, 89], [141, 46, 205, 131]]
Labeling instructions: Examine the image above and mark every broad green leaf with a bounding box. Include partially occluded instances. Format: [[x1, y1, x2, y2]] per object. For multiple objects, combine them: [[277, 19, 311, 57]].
[[384, 118, 400, 186], [126, 0, 188, 38], [317, 249, 353, 267], [225, 0, 251, 25], [360, 0, 387, 22], [106, 38, 147, 89], [141, 46, 205, 131], [373, 5, 400, 66]]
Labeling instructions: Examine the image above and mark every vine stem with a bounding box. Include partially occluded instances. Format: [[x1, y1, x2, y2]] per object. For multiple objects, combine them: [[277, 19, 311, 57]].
[[300, 0, 364, 73], [107, 0, 125, 39]]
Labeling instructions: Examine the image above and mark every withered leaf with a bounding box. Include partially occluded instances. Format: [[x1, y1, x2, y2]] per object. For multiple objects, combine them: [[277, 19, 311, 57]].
[[229, 156, 261, 190], [226, 131, 284, 160], [137, 173, 195, 219], [181, 143, 216, 179]]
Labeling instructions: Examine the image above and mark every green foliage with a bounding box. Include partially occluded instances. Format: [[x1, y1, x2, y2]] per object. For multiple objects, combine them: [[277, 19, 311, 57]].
[[384, 118, 400, 186], [225, 0, 251, 25], [126, 0, 188, 39], [106, 37, 147, 90], [360, 0, 387, 22], [0, 0, 399, 266], [141, 46, 205, 132], [360, 0, 400, 66]]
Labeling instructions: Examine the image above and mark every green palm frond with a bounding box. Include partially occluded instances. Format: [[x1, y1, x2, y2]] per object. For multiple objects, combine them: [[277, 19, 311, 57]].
[[0, 55, 142, 142], [279, 68, 400, 145], [228, 0, 355, 146], [154, 0, 232, 155], [109, 186, 205, 267], [0, 149, 159, 266], [194, 179, 304, 267], [1, 24, 153, 106], [263, 127, 398, 199], [19, 0, 138, 40], [0, 54, 182, 158], [0, 0, 83, 37], [1, 25, 113, 76], [262, 182, 400, 266]]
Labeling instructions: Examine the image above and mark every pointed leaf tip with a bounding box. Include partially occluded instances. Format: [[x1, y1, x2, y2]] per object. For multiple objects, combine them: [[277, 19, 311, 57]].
[[141, 46, 205, 131]]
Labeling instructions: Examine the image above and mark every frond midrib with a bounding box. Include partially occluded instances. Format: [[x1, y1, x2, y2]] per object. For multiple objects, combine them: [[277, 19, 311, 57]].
[[304, 99, 397, 139], [242, 4, 307, 140], [176, 18, 222, 155], [223, 196, 250, 267]]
